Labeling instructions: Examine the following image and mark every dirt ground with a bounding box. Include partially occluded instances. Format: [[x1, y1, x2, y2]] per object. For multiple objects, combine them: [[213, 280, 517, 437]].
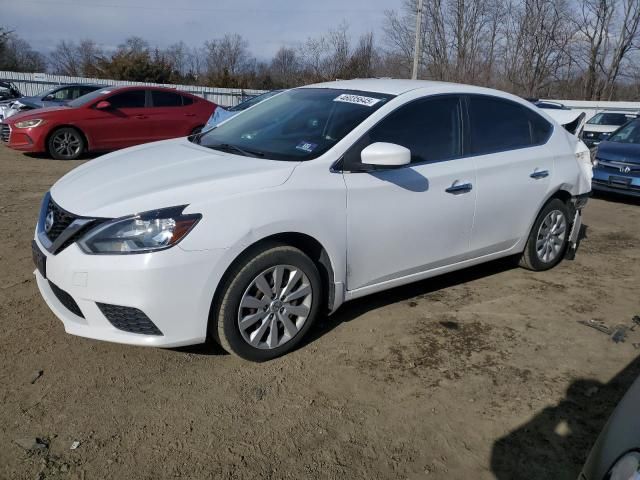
[[0, 145, 639, 480]]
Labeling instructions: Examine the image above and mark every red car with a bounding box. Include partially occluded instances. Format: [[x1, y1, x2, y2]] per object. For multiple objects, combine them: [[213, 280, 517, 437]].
[[0, 86, 216, 160]]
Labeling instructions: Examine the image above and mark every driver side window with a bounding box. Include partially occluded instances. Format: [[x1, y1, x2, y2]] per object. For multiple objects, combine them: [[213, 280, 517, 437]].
[[107, 90, 146, 109], [344, 95, 462, 169]]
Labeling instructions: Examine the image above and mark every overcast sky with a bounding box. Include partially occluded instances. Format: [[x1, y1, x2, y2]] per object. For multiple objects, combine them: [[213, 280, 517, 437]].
[[3, 0, 403, 58]]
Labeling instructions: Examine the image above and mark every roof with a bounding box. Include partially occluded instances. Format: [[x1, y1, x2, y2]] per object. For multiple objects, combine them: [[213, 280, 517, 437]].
[[302, 78, 454, 95], [300, 78, 521, 101]]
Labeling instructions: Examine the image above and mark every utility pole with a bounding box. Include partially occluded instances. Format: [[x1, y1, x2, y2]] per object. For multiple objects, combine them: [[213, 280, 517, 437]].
[[411, 0, 424, 80]]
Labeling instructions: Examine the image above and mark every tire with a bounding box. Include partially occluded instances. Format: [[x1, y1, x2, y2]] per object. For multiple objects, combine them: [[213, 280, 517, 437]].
[[519, 198, 571, 271], [212, 244, 323, 362], [190, 126, 203, 135], [47, 127, 85, 160]]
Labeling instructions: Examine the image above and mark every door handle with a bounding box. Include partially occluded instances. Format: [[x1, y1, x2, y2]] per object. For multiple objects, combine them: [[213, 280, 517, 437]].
[[530, 169, 549, 179], [445, 181, 473, 194], [185, 113, 196, 117], [134, 115, 148, 120]]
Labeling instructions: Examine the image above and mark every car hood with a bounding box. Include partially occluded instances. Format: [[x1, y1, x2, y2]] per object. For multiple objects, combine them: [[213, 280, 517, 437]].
[[50, 138, 298, 218], [596, 141, 640, 164], [7, 105, 70, 123], [16, 96, 45, 109], [584, 124, 619, 133]]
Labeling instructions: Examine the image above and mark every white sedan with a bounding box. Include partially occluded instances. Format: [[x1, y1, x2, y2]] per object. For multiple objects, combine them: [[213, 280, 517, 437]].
[[32, 79, 592, 361]]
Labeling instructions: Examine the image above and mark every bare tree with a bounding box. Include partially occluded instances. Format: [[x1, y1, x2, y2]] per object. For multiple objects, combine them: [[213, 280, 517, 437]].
[[204, 33, 252, 82], [501, 0, 574, 97], [0, 32, 46, 72], [602, 0, 640, 98], [271, 46, 300, 86]]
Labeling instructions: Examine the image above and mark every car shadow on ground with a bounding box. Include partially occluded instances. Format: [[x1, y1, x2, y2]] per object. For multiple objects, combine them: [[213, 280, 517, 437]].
[[302, 254, 520, 347], [490, 355, 640, 480], [23, 151, 103, 161], [592, 190, 640, 206]]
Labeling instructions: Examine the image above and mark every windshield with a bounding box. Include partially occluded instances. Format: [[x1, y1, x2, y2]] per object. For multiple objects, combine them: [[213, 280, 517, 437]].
[[608, 120, 640, 144], [587, 112, 634, 126], [196, 88, 393, 161], [68, 88, 113, 108]]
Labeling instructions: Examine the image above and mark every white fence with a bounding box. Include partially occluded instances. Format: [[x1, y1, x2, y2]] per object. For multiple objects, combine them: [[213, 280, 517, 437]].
[[0, 71, 266, 107]]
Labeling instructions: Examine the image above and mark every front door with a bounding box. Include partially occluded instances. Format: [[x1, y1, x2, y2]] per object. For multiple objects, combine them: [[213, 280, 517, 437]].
[[343, 95, 477, 291], [83, 89, 151, 150]]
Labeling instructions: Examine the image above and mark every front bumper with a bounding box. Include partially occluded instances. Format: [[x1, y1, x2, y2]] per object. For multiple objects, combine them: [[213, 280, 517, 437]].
[[592, 165, 640, 197], [1, 123, 47, 152], [34, 235, 227, 348]]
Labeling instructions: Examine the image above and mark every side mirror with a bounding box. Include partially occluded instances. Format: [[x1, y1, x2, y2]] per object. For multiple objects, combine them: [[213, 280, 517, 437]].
[[361, 142, 411, 167], [95, 100, 111, 110], [43, 95, 54, 101]]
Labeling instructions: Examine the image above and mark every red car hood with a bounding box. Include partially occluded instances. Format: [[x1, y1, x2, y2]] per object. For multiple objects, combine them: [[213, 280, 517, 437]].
[[5, 105, 70, 123]]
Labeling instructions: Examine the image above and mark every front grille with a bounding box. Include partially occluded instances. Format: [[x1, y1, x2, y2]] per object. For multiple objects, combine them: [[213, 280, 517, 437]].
[[45, 198, 78, 243], [97, 303, 163, 336], [597, 160, 640, 175], [49, 281, 84, 318], [0, 123, 10, 143]]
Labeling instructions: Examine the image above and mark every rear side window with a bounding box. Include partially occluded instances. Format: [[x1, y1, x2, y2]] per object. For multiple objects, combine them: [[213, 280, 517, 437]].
[[467, 96, 552, 155], [152, 91, 183, 107], [51, 88, 73, 101], [108, 90, 146, 109], [182, 96, 193, 106], [345, 96, 462, 167]]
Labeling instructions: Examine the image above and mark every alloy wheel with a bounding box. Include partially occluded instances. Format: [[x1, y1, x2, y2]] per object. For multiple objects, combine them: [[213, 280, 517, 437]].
[[52, 131, 82, 158], [237, 265, 313, 350], [535, 209, 567, 263]]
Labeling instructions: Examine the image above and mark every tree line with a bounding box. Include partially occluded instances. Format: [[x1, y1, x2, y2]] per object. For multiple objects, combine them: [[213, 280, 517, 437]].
[[1, 0, 640, 100]]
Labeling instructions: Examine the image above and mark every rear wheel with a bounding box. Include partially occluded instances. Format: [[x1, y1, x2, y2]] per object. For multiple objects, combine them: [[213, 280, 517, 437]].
[[519, 198, 570, 271], [211, 244, 322, 362], [47, 127, 85, 160]]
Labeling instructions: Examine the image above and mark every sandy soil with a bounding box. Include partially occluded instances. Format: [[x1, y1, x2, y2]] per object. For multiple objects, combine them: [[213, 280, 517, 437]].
[[0, 146, 639, 480]]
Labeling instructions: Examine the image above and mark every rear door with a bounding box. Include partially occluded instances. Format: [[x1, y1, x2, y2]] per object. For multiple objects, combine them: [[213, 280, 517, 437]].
[[148, 90, 194, 140], [82, 89, 151, 150], [464, 95, 554, 255]]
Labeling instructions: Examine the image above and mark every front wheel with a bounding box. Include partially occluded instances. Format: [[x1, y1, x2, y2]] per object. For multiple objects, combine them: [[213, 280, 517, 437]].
[[211, 244, 323, 361], [519, 198, 571, 271], [47, 127, 85, 160]]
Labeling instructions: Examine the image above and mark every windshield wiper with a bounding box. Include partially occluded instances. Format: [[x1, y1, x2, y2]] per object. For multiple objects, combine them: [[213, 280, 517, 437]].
[[208, 143, 264, 158]]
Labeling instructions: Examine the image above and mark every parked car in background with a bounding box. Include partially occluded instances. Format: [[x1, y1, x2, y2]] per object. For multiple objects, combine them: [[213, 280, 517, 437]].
[[204, 89, 284, 129], [1, 84, 104, 120], [592, 118, 640, 197], [1, 86, 216, 159], [30, 79, 591, 361], [579, 375, 640, 480], [582, 111, 638, 148], [533, 100, 570, 110], [0, 81, 21, 102], [0, 81, 23, 120]]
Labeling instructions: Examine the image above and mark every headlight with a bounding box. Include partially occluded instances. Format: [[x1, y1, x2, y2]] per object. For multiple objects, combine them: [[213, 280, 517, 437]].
[[607, 451, 640, 480], [78, 206, 201, 254], [15, 119, 43, 129]]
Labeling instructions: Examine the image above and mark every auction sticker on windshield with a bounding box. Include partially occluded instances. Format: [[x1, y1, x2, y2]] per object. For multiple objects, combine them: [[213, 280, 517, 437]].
[[333, 94, 381, 107], [295, 141, 317, 153]]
